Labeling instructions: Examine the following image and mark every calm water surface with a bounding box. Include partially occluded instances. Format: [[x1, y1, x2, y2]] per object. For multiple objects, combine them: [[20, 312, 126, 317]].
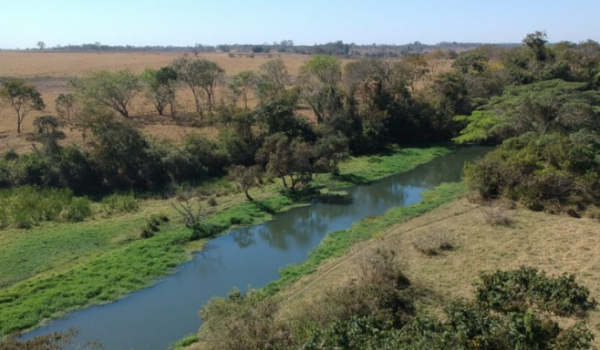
[[24, 147, 491, 350]]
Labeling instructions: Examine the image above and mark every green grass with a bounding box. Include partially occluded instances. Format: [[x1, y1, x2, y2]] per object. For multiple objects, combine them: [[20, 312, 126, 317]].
[[169, 334, 199, 350], [313, 146, 450, 188], [263, 182, 467, 294], [0, 145, 451, 335]]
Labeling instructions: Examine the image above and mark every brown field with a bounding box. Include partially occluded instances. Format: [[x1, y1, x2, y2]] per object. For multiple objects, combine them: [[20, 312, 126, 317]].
[[0, 51, 313, 152], [0, 51, 450, 153], [273, 198, 600, 347]]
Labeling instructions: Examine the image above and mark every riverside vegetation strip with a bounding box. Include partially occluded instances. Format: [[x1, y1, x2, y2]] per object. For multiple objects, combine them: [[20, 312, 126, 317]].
[[0, 145, 449, 335]]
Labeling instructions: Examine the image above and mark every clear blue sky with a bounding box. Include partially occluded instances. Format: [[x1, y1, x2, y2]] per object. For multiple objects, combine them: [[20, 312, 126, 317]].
[[1, 0, 599, 49]]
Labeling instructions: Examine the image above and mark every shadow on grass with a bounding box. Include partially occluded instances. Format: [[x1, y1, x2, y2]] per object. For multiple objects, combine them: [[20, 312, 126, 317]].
[[252, 200, 277, 215], [333, 173, 369, 185]]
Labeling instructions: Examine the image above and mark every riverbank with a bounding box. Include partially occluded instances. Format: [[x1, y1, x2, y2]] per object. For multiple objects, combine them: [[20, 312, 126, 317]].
[[191, 196, 600, 349], [0, 145, 450, 336]]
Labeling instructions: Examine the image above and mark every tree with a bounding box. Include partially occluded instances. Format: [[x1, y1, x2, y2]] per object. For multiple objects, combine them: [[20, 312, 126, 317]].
[[36, 41, 45, 50], [55, 93, 82, 130], [82, 111, 167, 189], [401, 54, 429, 91], [228, 165, 262, 201], [170, 189, 207, 240], [31, 115, 65, 157], [140, 67, 178, 117], [69, 70, 140, 118], [425, 49, 450, 76], [0, 79, 45, 133], [454, 79, 600, 143], [314, 133, 350, 175], [298, 55, 344, 123], [255, 58, 291, 101], [228, 71, 257, 109], [524, 31, 550, 63], [172, 57, 224, 117], [256, 133, 315, 190]]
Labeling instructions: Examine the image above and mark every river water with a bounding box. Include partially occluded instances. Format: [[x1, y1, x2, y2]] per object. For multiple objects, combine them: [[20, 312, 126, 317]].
[[23, 147, 490, 350]]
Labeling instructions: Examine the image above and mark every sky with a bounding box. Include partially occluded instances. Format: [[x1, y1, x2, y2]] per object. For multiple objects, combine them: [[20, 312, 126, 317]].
[[1, 0, 599, 49]]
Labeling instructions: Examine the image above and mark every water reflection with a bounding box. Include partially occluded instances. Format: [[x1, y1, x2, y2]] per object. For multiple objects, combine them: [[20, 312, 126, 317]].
[[23, 147, 492, 350]]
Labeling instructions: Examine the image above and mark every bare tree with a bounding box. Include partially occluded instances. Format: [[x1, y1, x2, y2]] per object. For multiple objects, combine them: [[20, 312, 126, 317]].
[[170, 189, 207, 239]]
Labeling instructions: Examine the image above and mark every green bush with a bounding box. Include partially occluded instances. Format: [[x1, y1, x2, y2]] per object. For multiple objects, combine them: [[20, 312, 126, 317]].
[[475, 267, 596, 317], [100, 193, 139, 216], [60, 197, 93, 222], [465, 132, 600, 214], [0, 186, 93, 228]]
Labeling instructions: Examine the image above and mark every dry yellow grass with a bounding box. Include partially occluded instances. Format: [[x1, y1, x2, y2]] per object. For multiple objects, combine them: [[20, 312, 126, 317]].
[[0, 51, 312, 78], [0, 51, 449, 153], [0, 51, 313, 152], [275, 198, 600, 346]]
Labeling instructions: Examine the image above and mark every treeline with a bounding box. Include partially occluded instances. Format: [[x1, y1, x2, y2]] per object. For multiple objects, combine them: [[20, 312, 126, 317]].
[[0, 49, 460, 197], [2, 31, 599, 208], [27, 40, 494, 57]]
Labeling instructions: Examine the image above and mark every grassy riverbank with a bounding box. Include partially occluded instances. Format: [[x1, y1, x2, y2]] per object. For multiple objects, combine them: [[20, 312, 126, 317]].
[[268, 197, 600, 348], [188, 182, 467, 349], [0, 145, 449, 336], [190, 190, 600, 349]]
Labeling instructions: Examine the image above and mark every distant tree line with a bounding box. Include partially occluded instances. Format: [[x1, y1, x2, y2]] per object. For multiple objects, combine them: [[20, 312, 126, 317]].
[[18, 40, 509, 57]]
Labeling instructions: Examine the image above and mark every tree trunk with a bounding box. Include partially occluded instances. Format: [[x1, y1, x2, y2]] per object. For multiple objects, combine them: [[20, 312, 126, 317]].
[[16, 111, 22, 134], [279, 173, 288, 188], [244, 189, 254, 201]]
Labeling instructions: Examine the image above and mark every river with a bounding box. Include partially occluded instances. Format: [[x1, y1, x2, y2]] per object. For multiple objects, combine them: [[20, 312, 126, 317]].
[[23, 146, 490, 350]]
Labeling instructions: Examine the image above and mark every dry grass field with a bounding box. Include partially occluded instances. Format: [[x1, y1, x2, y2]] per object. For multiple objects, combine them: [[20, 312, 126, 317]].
[[275, 198, 600, 347], [0, 51, 314, 152], [0, 51, 450, 153]]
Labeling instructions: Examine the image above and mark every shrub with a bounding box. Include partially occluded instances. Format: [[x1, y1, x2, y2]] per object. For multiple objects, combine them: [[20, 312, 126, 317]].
[[0, 186, 92, 228], [413, 231, 454, 255], [465, 133, 600, 214], [100, 193, 139, 216], [207, 197, 218, 207], [139, 214, 169, 239], [304, 249, 414, 329], [475, 267, 597, 317], [198, 289, 293, 350], [584, 205, 600, 221], [482, 205, 512, 226], [60, 197, 93, 222]]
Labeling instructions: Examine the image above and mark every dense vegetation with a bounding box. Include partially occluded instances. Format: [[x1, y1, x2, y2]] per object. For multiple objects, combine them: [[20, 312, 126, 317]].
[[198, 248, 596, 350], [2, 29, 600, 348], [455, 32, 600, 216], [193, 31, 600, 350]]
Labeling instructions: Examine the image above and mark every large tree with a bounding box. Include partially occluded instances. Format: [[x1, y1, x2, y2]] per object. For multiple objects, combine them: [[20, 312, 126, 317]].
[[228, 71, 257, 109], [298, 55, 344, 124], [54, 93, 82, 130], [256, 133, 315, 190], [454, 79, 600, 143], [69, 70, 140, 118], [0, 79, 45, 133], [140, 67, 178, 117], [172, 57, 224, 117], [255, 58, 291, 101]]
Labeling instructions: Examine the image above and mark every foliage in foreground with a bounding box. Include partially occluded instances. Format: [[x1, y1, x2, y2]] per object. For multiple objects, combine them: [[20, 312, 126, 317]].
[[200, 256, 596, 350]]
